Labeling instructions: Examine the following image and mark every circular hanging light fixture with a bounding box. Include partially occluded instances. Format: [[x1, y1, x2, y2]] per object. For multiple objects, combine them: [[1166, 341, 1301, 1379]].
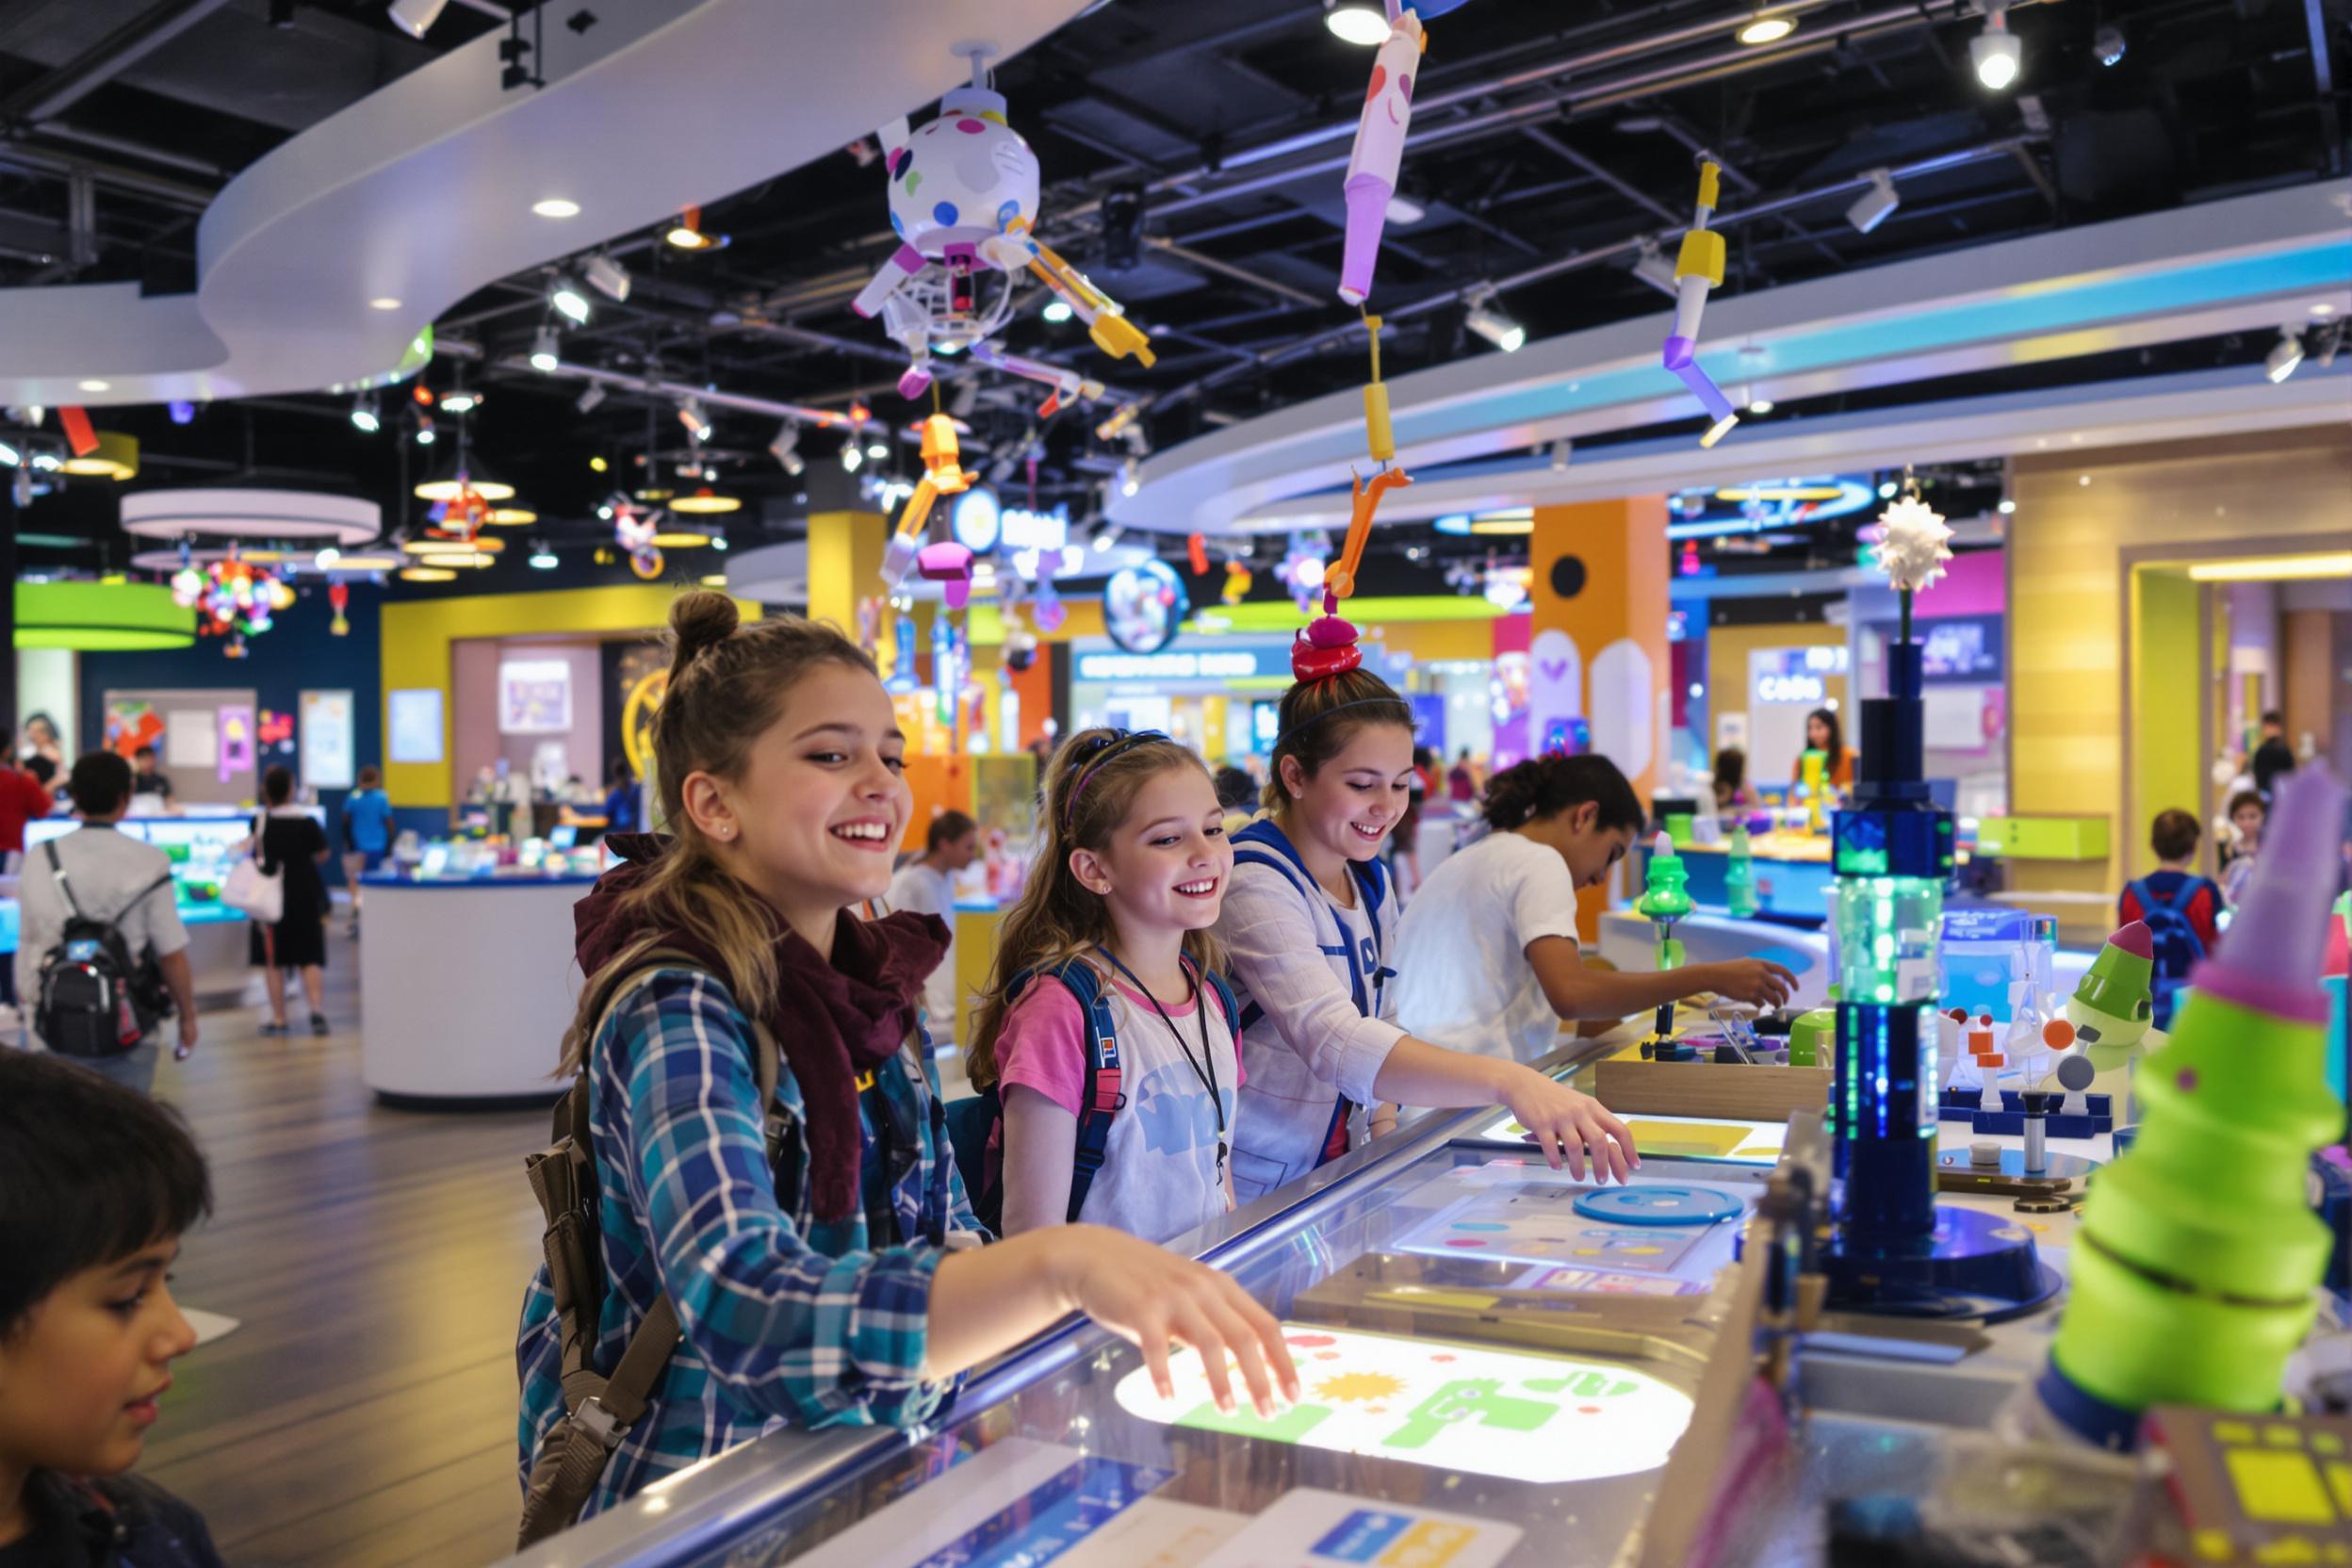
[[398, 566, 458, 582], [58, 432, 140, 482], [650, 530, 715, 549], [399, 534, 504, 556], [416, 551, 496, 569], [13, 581, 195, 650], [413, 472, 517, 502], [121, 488, 382, 545], [485, 506, 537, 527], [666, 489, 742, 515]]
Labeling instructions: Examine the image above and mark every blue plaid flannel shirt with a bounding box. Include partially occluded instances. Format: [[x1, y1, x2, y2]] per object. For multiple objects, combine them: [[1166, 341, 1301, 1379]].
[[516, 967, 982, 1517]]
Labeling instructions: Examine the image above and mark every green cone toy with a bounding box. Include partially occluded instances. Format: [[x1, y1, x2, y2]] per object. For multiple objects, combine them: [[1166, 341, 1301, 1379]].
[[2038, 766, 2348, 1446]]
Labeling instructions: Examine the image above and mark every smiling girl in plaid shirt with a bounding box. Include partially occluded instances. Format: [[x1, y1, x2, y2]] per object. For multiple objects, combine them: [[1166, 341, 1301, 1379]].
[[515, 594, 1297, 1530]]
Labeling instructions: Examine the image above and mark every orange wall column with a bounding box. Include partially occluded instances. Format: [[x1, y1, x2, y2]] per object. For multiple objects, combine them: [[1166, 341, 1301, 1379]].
[[1527, 498, 1670, 939]]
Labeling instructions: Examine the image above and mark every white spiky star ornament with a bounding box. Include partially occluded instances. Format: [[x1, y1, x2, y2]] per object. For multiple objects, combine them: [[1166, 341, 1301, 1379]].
[[1873, 491, 1953, 596]]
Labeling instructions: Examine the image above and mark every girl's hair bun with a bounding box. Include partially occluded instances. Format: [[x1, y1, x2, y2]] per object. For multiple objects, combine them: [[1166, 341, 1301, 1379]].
[[668, 590, 740, 677]]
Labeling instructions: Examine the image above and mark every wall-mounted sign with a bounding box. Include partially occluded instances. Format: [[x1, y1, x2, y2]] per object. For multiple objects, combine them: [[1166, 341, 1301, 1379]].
[[300, 690, 355, 790], [1870, 613, 2003, 685], [1757, 673, 1825, 704], [1074, 647, 1276, 683], [499, 659, 574, 735], [388, 688, 444, 764]]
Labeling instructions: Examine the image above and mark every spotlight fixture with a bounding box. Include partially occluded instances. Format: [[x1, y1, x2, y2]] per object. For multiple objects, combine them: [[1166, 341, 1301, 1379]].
[[1997, 498, 2017, 514], [1844, 168, 1901, 235], [1384, 193, 1427, 226], [531, 198, 580, 219], [1092, 525, 1123, 552], [575, 384, 606, 415], [1632, 239, 1680, 296], [529, 326, 561, 372], [0, 439, 17, 466], [2265, 327, 2305, 384], [439, 389, 478, 415], [1324, 3, 1389, 45], [865, 439, 890, 460], [168, 400, 196, 425], [677, 397, 712, 441], [1462, 286, 1526, 353], [1878, 481, 1899, 499], [664, 206, 722, 250], [415, 416, 436, 446], [385, 0, 448, 40], [589, 454, 608, 472], [1972, 2, 2022, 90], [768, 421, 804, 475], [1735, 8, 1796, 45], [350, 394, 381, 433], [583, 253, 631, 302], [1102, 184, 1145, 272], [529, 541, 559, 569], [2093, 23, 2124, 66], [1040, 299, 1073, 324], [841, 437, 863, 473], [1119, 456, 1140, 498], [549, 277, 591, 324]]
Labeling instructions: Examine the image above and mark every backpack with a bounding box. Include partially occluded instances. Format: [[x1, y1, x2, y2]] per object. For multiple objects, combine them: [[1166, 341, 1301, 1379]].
[[2128, 875, 2210, 1030], [516, 950, 789, 1550], [33, 841, 173, 1059], [1227, 818, 1394, 1034], [944, 955, 1239, 1234]]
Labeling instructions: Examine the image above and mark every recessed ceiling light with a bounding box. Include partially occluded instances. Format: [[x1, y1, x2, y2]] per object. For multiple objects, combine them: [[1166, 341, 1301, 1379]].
[[368, 297, 401, 311], [531, 198, 580, 219], [77, 379, 110, 392], [1736, 12, 1796, 45], [1325, 4, 1389, 46]]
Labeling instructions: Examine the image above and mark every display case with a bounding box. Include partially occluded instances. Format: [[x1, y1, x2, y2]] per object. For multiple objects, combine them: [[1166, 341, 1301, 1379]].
[[24, 809, 323, 926], [502, 1082, 1768, 1568]]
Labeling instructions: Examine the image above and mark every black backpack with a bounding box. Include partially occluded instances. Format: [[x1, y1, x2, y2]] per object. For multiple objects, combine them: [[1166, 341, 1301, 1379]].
[[34, 841, 173, 1059]]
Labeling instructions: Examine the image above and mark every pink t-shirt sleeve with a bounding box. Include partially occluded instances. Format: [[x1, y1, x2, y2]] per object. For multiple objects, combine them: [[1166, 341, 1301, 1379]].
[[994, 980, 1089, 1117]]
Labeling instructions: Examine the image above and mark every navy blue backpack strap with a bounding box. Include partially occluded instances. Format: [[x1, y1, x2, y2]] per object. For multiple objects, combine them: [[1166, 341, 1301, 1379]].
[[941, 1088, 1003, 1234], [1051, 958, 1124, 1224]]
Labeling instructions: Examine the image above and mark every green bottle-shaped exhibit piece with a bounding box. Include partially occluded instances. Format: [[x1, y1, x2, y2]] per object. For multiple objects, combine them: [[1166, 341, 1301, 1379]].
[[1725, 823, 1758, 918], [2045, 766, 2348, 1432], [1637, 830, 1693, 1043]]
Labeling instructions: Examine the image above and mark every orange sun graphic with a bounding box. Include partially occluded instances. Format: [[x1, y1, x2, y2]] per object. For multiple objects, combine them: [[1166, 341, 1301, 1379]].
[[1315, 1371, 1408, 1403]]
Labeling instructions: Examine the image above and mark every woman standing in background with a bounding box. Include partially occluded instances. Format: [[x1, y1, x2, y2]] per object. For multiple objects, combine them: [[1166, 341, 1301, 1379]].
[[248, 766, 332, 1037]]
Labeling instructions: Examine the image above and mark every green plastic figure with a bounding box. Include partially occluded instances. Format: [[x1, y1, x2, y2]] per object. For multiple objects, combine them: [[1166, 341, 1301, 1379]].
[[1725, 823, 1758, 919], [2065, 920, 2163, 1119], [1637, 830, 1693, 1045]]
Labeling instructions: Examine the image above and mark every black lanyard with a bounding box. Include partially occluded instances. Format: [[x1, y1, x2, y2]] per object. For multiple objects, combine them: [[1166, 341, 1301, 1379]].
[[1093, 946, 1227, 1177]]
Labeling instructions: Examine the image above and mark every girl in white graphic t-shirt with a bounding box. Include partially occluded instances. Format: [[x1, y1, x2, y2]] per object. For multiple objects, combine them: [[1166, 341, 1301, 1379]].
[[967, 729, 1245, 1246]]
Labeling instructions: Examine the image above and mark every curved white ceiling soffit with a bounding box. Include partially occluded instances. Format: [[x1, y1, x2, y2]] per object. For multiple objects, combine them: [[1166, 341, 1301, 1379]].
[[0, 0, 1094, 408], [1110, 178, 2352, 536]]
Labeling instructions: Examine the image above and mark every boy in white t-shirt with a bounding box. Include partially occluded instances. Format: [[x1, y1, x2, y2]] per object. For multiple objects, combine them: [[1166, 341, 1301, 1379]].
[[885, 809, 978, 1042], [1395, 755, 1794, 1063]]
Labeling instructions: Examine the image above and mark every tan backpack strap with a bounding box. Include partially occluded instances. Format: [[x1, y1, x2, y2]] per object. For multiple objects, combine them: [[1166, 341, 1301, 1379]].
[[515, 1295, 683, 1551]]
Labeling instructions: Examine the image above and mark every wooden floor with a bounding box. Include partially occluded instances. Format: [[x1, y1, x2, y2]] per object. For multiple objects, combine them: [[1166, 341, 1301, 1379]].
[[137, 915, 549, 1568]]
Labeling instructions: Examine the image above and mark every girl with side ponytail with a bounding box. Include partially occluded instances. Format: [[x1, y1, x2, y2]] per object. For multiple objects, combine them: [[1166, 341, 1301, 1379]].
[[1213, 641, 1644, 1200], [518, 595, 1295, 1527]]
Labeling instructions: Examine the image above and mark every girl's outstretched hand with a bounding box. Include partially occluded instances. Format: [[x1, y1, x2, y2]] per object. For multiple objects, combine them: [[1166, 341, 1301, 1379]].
[[1047, 1227, 1300, 1418], [1502, 1069, 1639, 1184]]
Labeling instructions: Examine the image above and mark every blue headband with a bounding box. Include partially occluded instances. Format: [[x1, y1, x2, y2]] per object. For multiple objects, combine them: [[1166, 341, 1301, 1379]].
[[1062, 729, 1174, 826]]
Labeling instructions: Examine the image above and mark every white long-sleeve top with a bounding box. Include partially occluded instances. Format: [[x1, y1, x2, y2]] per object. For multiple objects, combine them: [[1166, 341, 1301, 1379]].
[[1216, 835, 1404, 1200]]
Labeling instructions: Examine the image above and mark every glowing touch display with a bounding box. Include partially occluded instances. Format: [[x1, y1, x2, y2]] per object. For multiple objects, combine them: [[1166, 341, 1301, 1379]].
[[1479, 1110, 1788, 1166], [1112, 1324, 1693, 1485]]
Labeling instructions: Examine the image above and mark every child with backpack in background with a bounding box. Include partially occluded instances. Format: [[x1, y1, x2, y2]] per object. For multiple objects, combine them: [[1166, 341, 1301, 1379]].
[[962, 730, 1243, 1245], [2120, 808, 2225, 1031]]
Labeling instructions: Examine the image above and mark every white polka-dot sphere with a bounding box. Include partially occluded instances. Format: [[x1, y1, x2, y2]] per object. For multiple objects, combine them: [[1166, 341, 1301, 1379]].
[[883, 90, 1040, 266]]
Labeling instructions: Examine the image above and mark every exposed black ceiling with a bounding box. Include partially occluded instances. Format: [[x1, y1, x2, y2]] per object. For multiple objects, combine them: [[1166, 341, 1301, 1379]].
[[1, 0, 2346, 597]]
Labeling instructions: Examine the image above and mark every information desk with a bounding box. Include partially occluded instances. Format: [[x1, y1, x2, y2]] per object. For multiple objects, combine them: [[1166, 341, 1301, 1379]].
[[17, 811, 324, 1004], [358, 868, 599, 1102]]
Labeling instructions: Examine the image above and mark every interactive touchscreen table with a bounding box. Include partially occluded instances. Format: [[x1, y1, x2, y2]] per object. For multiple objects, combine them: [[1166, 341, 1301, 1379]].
[[511, 1131, 1769, 1568]]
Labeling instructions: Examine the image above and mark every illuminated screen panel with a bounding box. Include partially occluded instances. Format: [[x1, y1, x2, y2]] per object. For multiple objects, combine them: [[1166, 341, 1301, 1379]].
[[1476, 1109, 1788, 1166], [1112, 1324, 1693, 1485]]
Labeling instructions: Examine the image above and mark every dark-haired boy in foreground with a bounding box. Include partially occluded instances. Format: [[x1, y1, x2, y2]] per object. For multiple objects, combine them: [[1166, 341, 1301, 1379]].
[[0, 1050, 223, 1567]]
